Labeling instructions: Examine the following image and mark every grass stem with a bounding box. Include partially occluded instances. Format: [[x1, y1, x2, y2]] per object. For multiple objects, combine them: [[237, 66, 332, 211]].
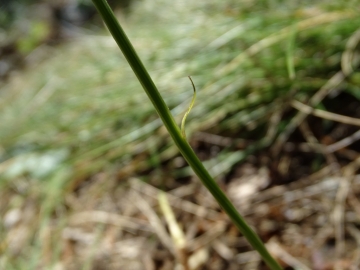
[[92, 0, 282, 269]]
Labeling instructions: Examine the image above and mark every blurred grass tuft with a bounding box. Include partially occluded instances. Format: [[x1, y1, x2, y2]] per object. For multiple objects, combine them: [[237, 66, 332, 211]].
[[1, 0, 360, 268]]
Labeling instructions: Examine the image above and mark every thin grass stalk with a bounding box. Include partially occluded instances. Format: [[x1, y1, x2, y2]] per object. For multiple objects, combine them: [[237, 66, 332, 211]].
[[91, 0, 282, 269]]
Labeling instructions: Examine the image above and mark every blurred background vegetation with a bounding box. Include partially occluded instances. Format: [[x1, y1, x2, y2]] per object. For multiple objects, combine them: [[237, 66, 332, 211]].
[[1, 0, 360, 269]]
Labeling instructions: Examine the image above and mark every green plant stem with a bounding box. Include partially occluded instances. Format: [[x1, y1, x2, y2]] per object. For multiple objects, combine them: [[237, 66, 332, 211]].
[[92, 1, 282, 269]]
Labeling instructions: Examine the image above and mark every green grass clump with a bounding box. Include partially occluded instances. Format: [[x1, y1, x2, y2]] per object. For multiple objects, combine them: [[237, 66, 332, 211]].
[[0, 0, 359, 268]]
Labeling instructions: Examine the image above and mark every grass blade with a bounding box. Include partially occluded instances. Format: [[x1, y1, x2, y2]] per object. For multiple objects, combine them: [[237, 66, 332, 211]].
[[92, 0, 282, 269]]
